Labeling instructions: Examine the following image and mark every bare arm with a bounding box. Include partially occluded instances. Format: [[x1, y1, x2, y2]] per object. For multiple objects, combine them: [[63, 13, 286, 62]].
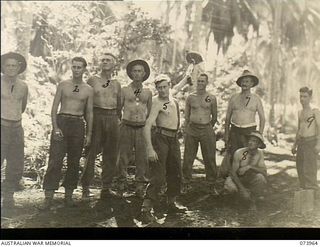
[[22, 85, 28, 113], [224, 97, 233, 143], [85, 88, 94, 139], [146, 90, 152, 118], [230, 152, 246, 191], [257, 97, 265, 133], [314, 109, 320, 152], [292, 111, 300, 154], [51, 83, 63, 131], [171, 64, 193, 96], [210, 95, 217, 127], [120, 87, 125, 114], [116, 82, 122, 120], [144, 100, 160, 154], [171, 75, 189, 96], [248, 152, 267, 177], [184, 96, 191, 125]]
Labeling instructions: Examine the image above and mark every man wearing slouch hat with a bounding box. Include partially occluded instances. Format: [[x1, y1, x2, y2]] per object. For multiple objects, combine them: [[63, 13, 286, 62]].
[[224, 70, 265, 163], [1, 52, 28, 208], [117, 59, 153, 198]]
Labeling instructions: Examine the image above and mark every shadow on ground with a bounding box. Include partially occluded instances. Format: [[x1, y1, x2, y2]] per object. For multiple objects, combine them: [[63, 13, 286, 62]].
[[1, 153, 320, 228]]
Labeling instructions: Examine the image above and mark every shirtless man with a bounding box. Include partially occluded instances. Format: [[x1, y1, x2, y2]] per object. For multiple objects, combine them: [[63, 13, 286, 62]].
[[292, 87, 320, 190], [1, 52, 28, 208], [42, 57, 93, 208], [182, 73, 218, 192], [80, 53, 121, 199], [224, 131, 267, 211], [118, 59, 152, 197], [118, 60, 192, 197], [140, 74, 187, 224], [225, 70, 265, 161]]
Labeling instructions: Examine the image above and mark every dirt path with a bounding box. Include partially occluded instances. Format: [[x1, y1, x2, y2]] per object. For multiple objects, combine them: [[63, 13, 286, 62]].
[[1, 150, 320, 228]]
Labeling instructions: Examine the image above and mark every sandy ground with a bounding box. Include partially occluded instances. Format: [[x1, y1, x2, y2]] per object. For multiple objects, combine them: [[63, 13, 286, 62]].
[[1, 143, 320, 228]]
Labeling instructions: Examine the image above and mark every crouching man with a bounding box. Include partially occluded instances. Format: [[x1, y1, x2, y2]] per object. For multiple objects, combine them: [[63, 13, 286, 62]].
[[140, 74, 187, 224], [223, 131, 267, 210]]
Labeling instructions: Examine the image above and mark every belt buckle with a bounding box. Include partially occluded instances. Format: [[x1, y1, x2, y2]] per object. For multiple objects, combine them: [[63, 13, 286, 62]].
[[164, 129, 176, 138]]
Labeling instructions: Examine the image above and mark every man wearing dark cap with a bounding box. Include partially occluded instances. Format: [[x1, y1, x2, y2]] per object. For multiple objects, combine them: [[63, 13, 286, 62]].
[[224, 70, 265, 163], [140, 74, 187, 224], [1, 52, 28, 208], [80, 52, 121, 199], [117, 59, 153, 198], [224, 131, 268, 211], [42, 57, 93, 208]]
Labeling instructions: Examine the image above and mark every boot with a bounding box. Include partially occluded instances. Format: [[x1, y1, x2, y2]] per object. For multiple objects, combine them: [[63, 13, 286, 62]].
[[82, 187, 92, 199], [40, 190, 54, 210], [135, 182, 145, 199], [140, 210, 156, 224], [181, 182, 191, 194], [64, 189, 76, 207], [167, 196, 187, 213], [100, 188, 121, 200], [117, 179, 128, 196], [140, 199, 156, 224], [209, 183, 219, 196], [2, 191, 15, 208]]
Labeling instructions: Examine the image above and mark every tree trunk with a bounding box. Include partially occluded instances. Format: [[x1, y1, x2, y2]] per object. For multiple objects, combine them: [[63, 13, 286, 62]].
[[191, 1, 202, 51], [2, 2, 33, 80], [189, 1, 203, 91], [159, 0, 173, 73], [269, 0, 282, 128], [171, 1, 181, 69]]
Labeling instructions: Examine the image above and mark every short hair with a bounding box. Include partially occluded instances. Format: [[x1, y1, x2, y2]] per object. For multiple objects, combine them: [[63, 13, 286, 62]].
[[154, 74, 171, 86], [299, 86, 312, 96], [102, 53, 117, 60], [199, 73, 208, 81], [72, 57, 87, 68]]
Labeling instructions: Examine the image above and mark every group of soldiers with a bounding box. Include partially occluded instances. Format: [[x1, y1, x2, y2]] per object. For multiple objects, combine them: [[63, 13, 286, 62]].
[[1, 51, 319, 224]]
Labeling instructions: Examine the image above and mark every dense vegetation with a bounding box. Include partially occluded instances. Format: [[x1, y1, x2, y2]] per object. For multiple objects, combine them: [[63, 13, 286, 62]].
[[2, 1, 319, 183]]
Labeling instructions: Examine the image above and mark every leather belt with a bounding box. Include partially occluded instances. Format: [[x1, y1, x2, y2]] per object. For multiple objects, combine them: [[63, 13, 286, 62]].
[[93, 107, 118, 115], [155, 127, 178, 138], [1, 118, 22, 127]]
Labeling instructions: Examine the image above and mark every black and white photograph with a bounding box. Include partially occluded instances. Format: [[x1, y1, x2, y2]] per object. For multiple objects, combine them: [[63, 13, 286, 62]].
[[1, 0, 320, 238]]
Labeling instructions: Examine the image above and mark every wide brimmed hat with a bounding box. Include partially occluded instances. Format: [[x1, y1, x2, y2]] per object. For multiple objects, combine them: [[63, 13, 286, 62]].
[[236, 70, 259, 87], [186, 51, 203, 65], [1, 52, 27, 74], [247, 131, 266, 149], [126, 59, 150, 82]]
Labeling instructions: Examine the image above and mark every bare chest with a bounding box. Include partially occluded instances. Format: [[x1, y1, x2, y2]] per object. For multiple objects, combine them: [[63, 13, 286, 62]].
[[159, 101, 178, 119], [124, 88, 149, 104], [239, 151, 260, 167], [299, 111, 316, 129], [233, 95, 257, 111], [92, 79, 118, 97], [1, 83, 25, 101], [190, 95, 212, 110], [62, 85, 88, 101]]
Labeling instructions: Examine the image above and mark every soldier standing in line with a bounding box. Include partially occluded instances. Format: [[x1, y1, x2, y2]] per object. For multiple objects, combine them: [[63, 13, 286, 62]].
[[1, 52, 28, 208], [42, 57, 93, 208]]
